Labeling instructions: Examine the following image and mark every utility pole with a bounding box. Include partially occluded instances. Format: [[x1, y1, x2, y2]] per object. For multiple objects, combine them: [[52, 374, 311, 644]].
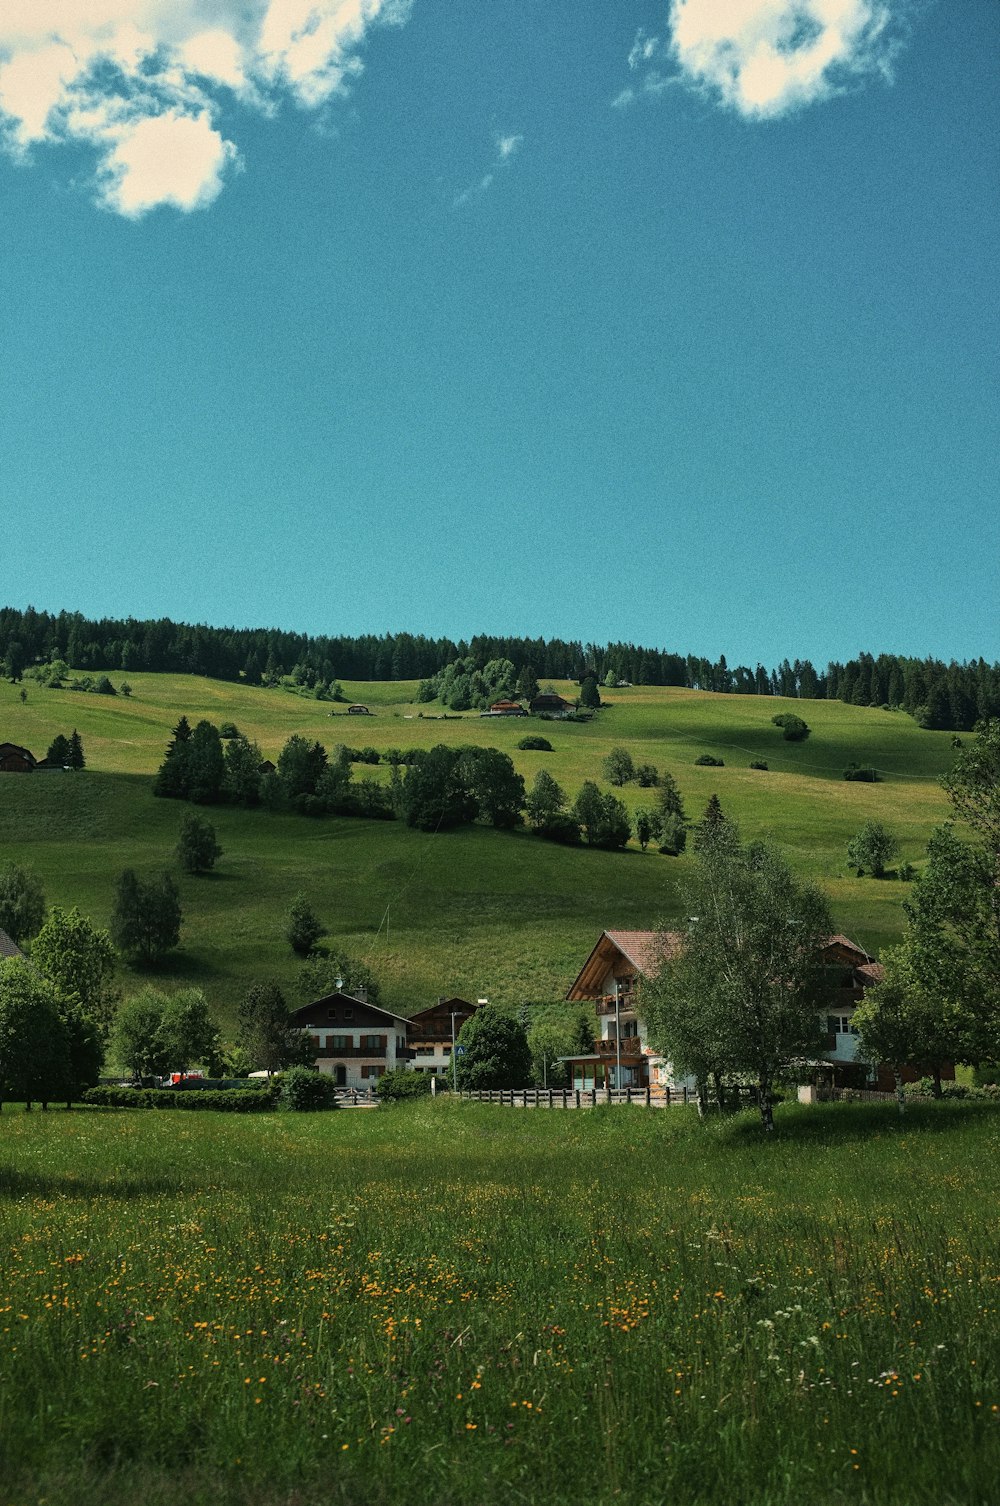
[[450, 1009, 459, 1092]]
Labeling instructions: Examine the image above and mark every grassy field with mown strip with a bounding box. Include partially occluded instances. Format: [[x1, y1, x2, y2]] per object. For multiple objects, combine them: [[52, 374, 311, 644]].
[[0, 675, 957, 1021], [0, 1098, 998, 1506]]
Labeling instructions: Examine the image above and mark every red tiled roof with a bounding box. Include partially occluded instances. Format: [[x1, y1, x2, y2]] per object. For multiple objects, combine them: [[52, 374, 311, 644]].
[[567, 929, 683, 1000], [823, 933, 871, 961]]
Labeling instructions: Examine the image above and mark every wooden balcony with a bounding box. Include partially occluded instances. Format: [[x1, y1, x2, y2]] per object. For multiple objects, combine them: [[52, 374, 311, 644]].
[[595, 993, 637, 1016], [594, 1036, 643, 1059]]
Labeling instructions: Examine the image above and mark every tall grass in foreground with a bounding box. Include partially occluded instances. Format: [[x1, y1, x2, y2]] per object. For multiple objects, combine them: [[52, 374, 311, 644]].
[[1, 1100, 998, 1506]]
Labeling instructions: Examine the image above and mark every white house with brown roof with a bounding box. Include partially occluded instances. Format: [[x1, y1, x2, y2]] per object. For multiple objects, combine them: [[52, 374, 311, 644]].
[[563, 930, 689, 1092], [290, 991, 412, 1089], [561, 928, 902, 1093]]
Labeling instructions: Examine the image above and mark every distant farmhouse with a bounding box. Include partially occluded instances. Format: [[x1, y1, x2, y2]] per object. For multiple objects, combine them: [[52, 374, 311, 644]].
[[0, 742, 36, 773], [484, 700, 527, 717], [529, 694, 574, 717]]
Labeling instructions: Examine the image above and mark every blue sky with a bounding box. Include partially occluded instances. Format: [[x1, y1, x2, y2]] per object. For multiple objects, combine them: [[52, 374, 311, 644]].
[[0, 0, 996, 669]]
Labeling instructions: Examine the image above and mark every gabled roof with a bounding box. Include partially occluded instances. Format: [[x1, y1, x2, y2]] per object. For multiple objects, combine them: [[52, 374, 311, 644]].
[[567, 929, 878, 1001], [0, 929, 25, 960], [290, 990, 409, 1027], [822, 934, 873, 963], [408, 997, 476, 1025], [566, 930, 683, 1001]]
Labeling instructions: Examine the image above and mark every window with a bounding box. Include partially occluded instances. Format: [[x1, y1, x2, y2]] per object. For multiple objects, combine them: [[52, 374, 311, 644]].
[[826, 1015, 858, 1037], [326, 1009, 336, 1021], [415, 1046, 434, 1057], [343, 1009, 354, 1020], [396, 1036, 406, 1052], [326, 1035, 349, 1050], [361, 1034, 382, 1051]]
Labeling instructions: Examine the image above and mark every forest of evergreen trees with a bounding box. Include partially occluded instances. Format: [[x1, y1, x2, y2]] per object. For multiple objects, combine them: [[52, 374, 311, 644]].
[[2, 603, 998, 732]]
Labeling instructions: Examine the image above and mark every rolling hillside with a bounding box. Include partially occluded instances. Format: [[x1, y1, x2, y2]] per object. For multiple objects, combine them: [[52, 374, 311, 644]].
[[0, 673, 958, 1024]]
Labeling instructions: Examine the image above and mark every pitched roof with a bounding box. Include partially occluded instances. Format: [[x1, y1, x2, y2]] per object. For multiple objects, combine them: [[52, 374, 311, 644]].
[[0, 929, 25, 959], [290, 990, 409, 1028], [822, 934, 873, 963], [566, 930, 683, 1000]]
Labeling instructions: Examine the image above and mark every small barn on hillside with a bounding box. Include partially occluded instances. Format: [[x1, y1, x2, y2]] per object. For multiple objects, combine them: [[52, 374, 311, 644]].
[[0, 743, 36, 773]]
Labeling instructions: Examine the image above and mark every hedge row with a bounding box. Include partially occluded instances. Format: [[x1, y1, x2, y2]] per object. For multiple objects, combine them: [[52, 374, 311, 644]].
[[82, 1085, 277, 1111]]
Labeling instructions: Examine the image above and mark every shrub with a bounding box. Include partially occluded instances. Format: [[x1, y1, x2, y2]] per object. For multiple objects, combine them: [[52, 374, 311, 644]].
[[899, 862, 915, 882], [219, 722, 240, 740], [635, 763, 659, 787], [378, 1068, 433, 1102], [286, 895, 326, 956], [279, 1066, 339, 1110], [749, 759, 769, 771], [81, 1085, 276, 1111], [517, 736, 553, 752], [843, 763, 879, 782], [95, 675, 117, 695], [771, 713, 810, 741], [694, 754, 724, 767]]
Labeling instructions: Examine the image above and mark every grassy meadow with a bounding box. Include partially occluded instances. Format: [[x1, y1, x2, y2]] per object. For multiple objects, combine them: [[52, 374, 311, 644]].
[[0, 671, 957, 1024], [0, 1098, 998, 1506], [0, 674, 958, 1022]]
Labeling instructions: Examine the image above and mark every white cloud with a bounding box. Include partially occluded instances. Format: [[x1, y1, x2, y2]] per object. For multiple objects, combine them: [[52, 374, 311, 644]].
[[0, 0, 412, 216], [617, 2, 902, 119], [453, 128, 523, 208]]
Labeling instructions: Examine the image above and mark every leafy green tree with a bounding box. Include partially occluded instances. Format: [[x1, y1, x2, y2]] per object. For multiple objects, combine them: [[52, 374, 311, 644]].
[[160, 989, 220, 1077], [401, 744, 478, 831], [31, 906, 118, 1039], [643, 824, 832, 1131], [847, 820, 899, 878], [223, 735, 264, 806], [527, 1020, 573, 1088], [852, 943, 972, 1104], [176, 812, 223, 875], [237, 983, 310, 1074], [0, 960, 70, 1109], [110, 870, 182, 965], [62, 1010, 104, 1103], [277, 735, 327, 802], [454, 1004, 532, 1090], [888, 721, 1000, 1062], [572, 782, 631, 849], [186, 720, 226, 804], [659, 813, 687, 856], [111, 988, 171, 1081], [459, 747, 525, 829], [603, 747, 635, 786], [0, 863, 45, 945], [635, 763, 659, 787], [286, 896, 327, 957], [525, 768, 563, 822], [634, 809, 662, 852]]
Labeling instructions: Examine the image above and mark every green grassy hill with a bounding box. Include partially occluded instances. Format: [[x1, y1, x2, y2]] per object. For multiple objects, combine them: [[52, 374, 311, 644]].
[[0, 674, 957, 1025]]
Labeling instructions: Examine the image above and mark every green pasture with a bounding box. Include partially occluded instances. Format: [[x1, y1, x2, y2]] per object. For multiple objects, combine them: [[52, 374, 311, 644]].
[[0, 1099, 998, 1506], [0, 675, 957, 1022]]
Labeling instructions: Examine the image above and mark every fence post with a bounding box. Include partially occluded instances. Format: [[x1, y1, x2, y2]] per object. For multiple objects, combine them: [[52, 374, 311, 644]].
[[591, 1089, 597, 1108], [645, 1085, 651, 1107]]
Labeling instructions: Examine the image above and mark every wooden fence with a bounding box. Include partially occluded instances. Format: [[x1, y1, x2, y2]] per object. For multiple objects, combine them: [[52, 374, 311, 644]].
[[457, 1086, 697, 1110]]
